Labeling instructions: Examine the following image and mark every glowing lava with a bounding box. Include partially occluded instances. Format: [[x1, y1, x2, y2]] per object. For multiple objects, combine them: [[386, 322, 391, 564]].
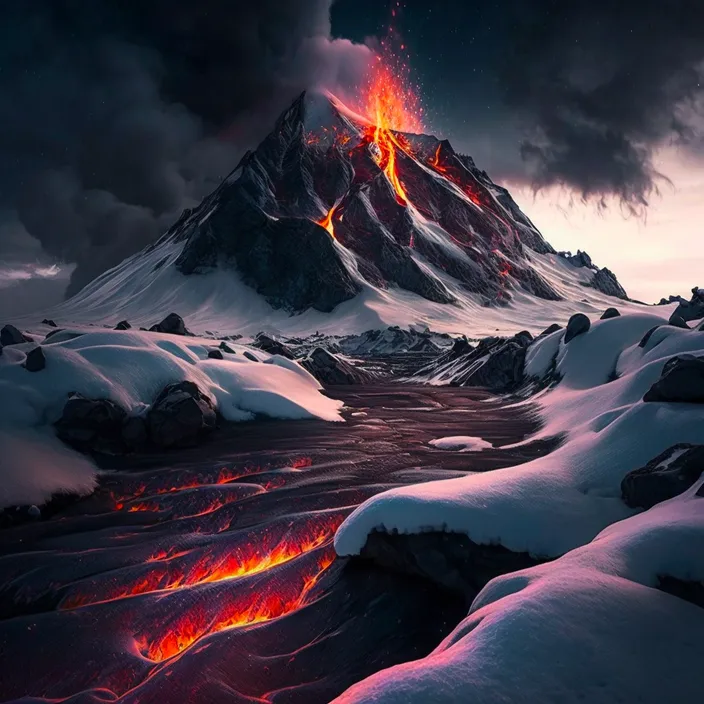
[[137, 551, 336, 663], [60, 516, 342, 610], [317, 203, 339, 239]]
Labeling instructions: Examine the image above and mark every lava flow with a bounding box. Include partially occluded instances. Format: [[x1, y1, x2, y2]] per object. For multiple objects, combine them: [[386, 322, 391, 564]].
[[318, 202, 339, 239], [60, 514, 343, 610], [137, 549, 336, 663]]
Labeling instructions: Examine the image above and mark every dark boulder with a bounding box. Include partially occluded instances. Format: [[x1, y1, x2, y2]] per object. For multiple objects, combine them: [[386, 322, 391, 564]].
[[243, 350, 259, 362], [150, 313, 190, 336], [539, 323, 563, 337], [564, 313, 591, 343], [300, 347, 373, 385], [147, 381, 216, 449], [601, 307, 621, 320], [114, 320, 131, 330], [450, 336, 472, 355], [643, 355, 704, 403], [668, 315, 690, 329], [621, 444, 704, 509], [251, 333, 296, 359], [42, 319, 57, 327], [55, 394, 129, 454], [24, 346, 46, 372], [514, 330, 533, 345], [669, 299, 704, 325], [219, 341, 236, 354], [1, 324, 30, 346], [207, 349, 224, 360], [121, 416, 149, 452]]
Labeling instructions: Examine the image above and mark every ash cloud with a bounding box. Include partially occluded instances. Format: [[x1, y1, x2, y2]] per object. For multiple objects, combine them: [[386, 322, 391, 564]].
[[494, 0, 704, 207], [0, 0, 370, 297]]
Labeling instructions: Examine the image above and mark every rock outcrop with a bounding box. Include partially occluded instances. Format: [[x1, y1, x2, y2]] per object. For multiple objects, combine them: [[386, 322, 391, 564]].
[[147, 381, 217, 449], [1, 324, 30, 346], [643, 355, 704, 403], [251, 333, 296, 359], [300, 347, 373, 385], [149, 313, 190, 336], [621, 444, 704, 509]]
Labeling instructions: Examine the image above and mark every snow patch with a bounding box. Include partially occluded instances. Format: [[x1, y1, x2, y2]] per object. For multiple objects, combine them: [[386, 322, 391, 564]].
[[429, 436, 493, 452]]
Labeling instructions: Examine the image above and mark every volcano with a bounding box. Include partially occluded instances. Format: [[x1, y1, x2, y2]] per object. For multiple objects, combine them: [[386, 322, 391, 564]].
[[49, 90, 632, 337]]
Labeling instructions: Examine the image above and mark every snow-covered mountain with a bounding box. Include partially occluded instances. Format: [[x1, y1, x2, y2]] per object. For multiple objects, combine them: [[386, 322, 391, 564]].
[[44, 92, 639, 338]]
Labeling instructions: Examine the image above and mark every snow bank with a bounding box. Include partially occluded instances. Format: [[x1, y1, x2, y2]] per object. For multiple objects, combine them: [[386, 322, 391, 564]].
[[429, 436, 493, 452], [335, 313, 704, 558], [334, 479, 704, 703], [0, 330, 343, 507]]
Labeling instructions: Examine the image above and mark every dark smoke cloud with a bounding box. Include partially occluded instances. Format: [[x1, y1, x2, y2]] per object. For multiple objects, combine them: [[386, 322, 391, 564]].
[[495, 0, 704, 207], [0, 0, 370, 296]]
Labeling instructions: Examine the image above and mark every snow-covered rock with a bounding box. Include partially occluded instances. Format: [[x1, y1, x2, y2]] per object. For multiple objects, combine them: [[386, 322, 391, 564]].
[[429, 436, 493, 452], [0, 329, 343, 508], [334, 479, 704, 704]]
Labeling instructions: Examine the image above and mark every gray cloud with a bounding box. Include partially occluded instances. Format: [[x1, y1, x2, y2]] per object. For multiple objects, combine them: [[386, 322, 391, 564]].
[[0, 0, 370, 297]]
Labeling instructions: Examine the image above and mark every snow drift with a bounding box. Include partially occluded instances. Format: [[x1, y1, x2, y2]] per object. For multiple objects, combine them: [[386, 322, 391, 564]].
[[0, 329, 343, 508], [334, 477, 704, 703]]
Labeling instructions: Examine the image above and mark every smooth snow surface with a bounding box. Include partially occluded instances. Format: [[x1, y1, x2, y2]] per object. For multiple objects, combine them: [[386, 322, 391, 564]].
[[334, 479, 704, 704], [335, 313, 704, 558], [0, 330, 343, 508], [25, 230, 671, 339], [429, 436, 493, 452]]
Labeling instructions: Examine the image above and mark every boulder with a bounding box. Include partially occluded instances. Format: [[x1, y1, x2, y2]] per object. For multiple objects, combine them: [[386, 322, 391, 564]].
[[251, 333, 296, 359], [243, 350, 259, 362], [539, 323, 563, 337], [55, 394, 129, 454], [514, 330, 533, 345], [564, 313, 590, 343], [219, 341, 236, 354], [600, 307, 621, 320], [669, 298, 704, 325], [668, 315, 690, 329], [300, 347, 373, 385], [121, 416, 148, 452], [24, 346, 46, 372], [643, 355, 704, 403], [621, 444, 704, 509], [1, 324, 29, 346], [147, 381, 216, 449], [115, 320, 131, 330], [41, 319, 57, 327], [150, 313, 189, 336], [207, 349, 224, 360], [450, 336, 472, 355]]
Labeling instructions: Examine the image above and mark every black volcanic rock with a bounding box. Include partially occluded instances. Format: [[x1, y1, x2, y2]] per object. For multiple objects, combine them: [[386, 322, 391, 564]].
[[115, 320, 131, 330], [559, 250, 594, 269], [55, 394, 129, 454], [41, 319, 57, 327], [24, 346, 46, 372], [639, 326, 661, 349], [251, 333, 296, 359], [207, 349, 224, 360], [564, 313, 591, 343], [150, 313, 189, 336], [643, 355, 704, 403], [147, 381, 216, 449], [1, 324, 29, 346], [621, 444, 704, 509], [601, 307, 621, 320], [539, 323, 563, 337], [588, 268, 628, 299], [300, 347, 373, 385]]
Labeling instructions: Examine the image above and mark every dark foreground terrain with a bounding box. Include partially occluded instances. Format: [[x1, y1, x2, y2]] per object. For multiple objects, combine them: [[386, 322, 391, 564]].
[[0, 384, 555, 703]]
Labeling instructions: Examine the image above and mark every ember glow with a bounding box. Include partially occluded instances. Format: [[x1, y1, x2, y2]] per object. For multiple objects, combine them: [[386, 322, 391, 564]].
[[137, 550, 336, 663], [318, 203, 339, 239], [61, 515, 342, 610]]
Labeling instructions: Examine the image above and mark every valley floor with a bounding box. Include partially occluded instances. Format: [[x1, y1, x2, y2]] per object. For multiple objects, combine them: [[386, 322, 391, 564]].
[[0, 383, 551, 704]]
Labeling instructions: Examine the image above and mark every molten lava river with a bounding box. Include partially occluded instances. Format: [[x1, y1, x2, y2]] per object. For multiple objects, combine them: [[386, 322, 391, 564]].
[[0, 383, 551, 703]]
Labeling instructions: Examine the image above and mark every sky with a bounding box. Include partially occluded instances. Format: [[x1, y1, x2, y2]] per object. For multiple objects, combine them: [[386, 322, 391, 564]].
[[0, 0, 703, 314]]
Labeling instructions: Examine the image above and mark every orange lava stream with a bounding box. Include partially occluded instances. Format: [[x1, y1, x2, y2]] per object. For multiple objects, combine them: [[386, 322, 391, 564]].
[[61, 517, 342, 610], [317, 203, 338, 239], [137, 553, 335, 663]]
